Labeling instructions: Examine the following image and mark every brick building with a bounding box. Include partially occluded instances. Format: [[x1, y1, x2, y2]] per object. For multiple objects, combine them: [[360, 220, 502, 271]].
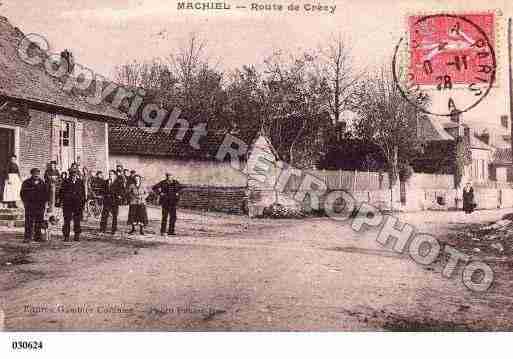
[[0, 16, 126, 195]]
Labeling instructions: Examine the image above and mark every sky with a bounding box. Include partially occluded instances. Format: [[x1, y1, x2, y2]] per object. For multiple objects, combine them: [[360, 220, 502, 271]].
[[1, 0, 512, 127]]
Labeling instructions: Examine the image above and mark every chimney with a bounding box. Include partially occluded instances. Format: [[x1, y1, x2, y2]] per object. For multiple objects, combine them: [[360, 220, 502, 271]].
[[450, 109, 461, 124], [477, 129, 490, 145], [449, 100, 461, 124], [60, 49, 75, 74]]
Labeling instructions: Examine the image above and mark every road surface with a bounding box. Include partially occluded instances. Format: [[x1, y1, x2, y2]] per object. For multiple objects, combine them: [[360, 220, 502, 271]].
[[1, 207, 513, 331]]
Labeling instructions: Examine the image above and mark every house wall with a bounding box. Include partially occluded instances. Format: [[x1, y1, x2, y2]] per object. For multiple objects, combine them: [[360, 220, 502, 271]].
[[110, 154, 248, 188], [19, 110, 53, 178], [81, 118, 107, 174], [112, 153, 250, 214], [466, 148, 492, 183], [0, 108, 108, 180], [496, 167, 508, 182]]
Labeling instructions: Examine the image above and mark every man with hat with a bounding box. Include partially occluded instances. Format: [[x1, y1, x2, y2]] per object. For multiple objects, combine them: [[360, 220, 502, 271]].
[[20, 168, 49, 243], [59, 168, 86, 242], [127, 170, 137, 188], [44, 160, 60, 214], [99, 170, 124, 235], [152, 173, 182, 236]]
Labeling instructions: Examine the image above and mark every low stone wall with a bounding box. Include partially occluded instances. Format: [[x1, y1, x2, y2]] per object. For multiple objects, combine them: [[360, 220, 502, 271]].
[[411, 187, 513, 211], [500, 189, 513, 208], [475, 188, 500, 210], [247, 188, 403, 217], [178, 186, 248, 214], [247, 185, 513, 216]]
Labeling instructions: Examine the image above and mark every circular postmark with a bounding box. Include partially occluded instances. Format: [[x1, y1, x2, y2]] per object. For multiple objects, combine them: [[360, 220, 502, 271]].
[[392, 13, 497, 117]]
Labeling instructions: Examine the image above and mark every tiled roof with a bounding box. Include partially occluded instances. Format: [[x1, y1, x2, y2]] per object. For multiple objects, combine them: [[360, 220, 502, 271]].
[[469, 134, 494, 151], [109, 126, 235, 160], [419, 117, 493, 151], [418, 117, 454, 141], [493, 148, 512, 165], [0, 16, 126, 122]]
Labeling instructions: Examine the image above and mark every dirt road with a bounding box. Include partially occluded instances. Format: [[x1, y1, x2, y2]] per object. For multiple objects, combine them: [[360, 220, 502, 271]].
[[2, 208, 513, 331]]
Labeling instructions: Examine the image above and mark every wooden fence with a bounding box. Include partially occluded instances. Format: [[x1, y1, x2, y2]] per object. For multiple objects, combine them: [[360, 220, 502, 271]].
[[285, 170, 390, 191], [283, 170, 454, 192], [407, 173, 454, 189]]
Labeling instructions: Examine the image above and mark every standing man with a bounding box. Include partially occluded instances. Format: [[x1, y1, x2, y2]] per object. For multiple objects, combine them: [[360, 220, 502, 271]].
[[123, 169, 130, 185], [99, 170, 123, 235], [115, 164, 124, 178], [116, 166, 128, 205], [20, 168, 48, 243], [59, 169, 86, 242], [44, 160, 60, 214], [90, 171, 104, 197], [153, 173, 182, 236], [127, 170, 137, 187]]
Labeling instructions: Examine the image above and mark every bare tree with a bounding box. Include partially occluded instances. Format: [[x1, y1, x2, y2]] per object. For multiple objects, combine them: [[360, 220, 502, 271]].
[[114, 33, 226, 128], [315, 34, 360, 125], [260, 51, 331, 167], [352, 68, 429, 193], [114, 60, 170, 91]]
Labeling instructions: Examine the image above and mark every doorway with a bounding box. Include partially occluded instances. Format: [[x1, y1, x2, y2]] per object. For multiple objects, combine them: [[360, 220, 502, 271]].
[[0, 127, 15, 201], [59, 120, 75, 171]]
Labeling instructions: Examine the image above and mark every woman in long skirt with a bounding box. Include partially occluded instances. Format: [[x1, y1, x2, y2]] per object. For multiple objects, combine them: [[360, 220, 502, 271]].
[[2, 155, 21, 208], [127, 175, 148, 235], [462, 182, 475, 214]]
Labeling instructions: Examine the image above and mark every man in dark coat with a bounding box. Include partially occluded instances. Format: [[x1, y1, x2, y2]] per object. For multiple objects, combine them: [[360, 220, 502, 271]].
[[99, 170, 124, 234], [44, 160, 60, 213], [59, 169, 86, 241], [152, 173, 182, 236], [127, 170, 137, 187], [115, 166, 128, 205], [20, 168, 49, 243]]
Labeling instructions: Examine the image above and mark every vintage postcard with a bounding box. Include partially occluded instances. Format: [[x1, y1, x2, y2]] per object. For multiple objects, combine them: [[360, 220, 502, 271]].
[[1, 0, 513, 346]]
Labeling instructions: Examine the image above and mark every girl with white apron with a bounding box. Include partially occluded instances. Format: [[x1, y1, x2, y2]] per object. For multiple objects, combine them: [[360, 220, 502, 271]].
[[3, 155, 21, 207]]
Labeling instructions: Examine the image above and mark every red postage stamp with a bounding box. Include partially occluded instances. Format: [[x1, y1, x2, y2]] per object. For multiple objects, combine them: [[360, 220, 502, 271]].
[[408, 13, 495, 86]]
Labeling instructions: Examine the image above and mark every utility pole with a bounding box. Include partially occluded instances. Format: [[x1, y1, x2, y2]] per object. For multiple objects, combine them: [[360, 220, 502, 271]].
[[509, 18, 513, 180]]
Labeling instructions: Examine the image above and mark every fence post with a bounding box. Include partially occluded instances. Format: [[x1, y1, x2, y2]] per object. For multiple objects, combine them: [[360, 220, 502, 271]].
[[339, 169, 342, 189], [353, 169, 357, 192]]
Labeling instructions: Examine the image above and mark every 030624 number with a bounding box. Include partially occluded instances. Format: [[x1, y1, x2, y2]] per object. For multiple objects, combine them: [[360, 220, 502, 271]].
[[11, 340, 43, 350]]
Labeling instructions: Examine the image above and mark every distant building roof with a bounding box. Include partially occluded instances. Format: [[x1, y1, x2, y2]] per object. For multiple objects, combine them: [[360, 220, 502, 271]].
[[0, 16, 127, 122], [469, 134, 494, 151], [493, 148, 512, 165], [109, 126, 234, 160], [418, 117, 455, 141], [419, 116, 493, 151]]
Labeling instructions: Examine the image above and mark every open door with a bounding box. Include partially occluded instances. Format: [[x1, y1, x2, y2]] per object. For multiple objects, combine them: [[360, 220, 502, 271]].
[[0, 127, 14, 201]]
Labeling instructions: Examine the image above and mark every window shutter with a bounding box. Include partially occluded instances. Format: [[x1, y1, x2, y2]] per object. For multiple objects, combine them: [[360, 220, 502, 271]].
[[51, 115, 61, 166], [75, 121, 83, 163]]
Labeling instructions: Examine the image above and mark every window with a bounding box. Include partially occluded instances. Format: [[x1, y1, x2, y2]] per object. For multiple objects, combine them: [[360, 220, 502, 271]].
[[501, 115, 509, 129], [59, 120, 75, 171], [60, 121, 71, 146]]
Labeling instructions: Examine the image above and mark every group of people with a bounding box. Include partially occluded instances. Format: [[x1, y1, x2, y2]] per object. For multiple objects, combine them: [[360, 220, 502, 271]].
[[2, 157, 182, 243], [20, 165, 86, 243]]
